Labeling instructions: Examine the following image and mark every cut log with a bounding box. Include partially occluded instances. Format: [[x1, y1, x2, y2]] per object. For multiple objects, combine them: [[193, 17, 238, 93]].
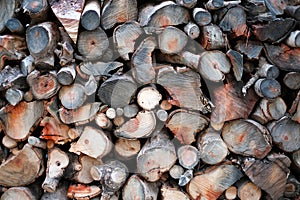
[[123, 104, 139, 118], [235, 40, 263, 60], [69, 126, 112, 159], [106, 108, 116, 119], [101, 0, 138, 30], [177, 145, 200, 169], [114, 138, 141, 160], [113, 21, 144, 60], [284, 175, 300, 198], [81, 0, 101, 31], [285, 30, 300, 48], [77, 27, 109, 61], [178, 169, 193, 186], [187, 164, 243, 200], [210, 81, 258, 130], [169, 165, 184, 179], [57, 64, 76, 86], [225, 186, 237, 200], [22, 0, 49, 23], [265, 0, 287, 15], [27, 70, 60, 100], [242, 153, 291, 200], [6, 18, 24, 34], [74, 155, 102, 184], [49, 0, 85, 44], [41, 181, 69, 200], [222, 119, 272, 159], [0, 0, 16, 33], [0, 65, 26, 91], [84, 75, 98, 96], [5, 88, 23, 106], [0, 101, 44, 141], [98, 75, 137, 108], [197, 128, 228, 165], [285, 5, 300, 20], [2, 135, 17, 149], [42, 147, 69, 193], [270, 117, 300, 152], [226, 49, 243, 81], [283, 72, 300, 90], [158, 26, 188, 54], [0, 187, 37, 200], [122, 174, 158, 200], [59, 102, 100, 125], [55, 27, 75, 66], [59, 83, 86, 110], [166, 109, 209, 144], [95, 112, 112, 130], [67, 184, 101, 200], [131, 36, 156, 84], [161, 184, 190, 200], [137, 87, 162, 110], [176, 0, 197, 8], [28, 136, 47, 149], [114, 110, 156, 139], [254, 78, 281, 99], [205, 0, 241, 10], [156, 109, 168, 122], [237, 179, 262, 200], [78, 61, 123, 78], [20, 55, 35, 76], [184, 22, 200, 39], [0, 144, 44, 187], [137, 132, 177, 182], [198, 50, 231, 82], [193, 8, 212, 26], [157, 66, 211, 113], [201, 24, 227, 50]]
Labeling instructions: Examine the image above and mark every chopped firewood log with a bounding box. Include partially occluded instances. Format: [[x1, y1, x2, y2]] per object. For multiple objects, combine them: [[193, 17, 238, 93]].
[[137, 132, 177, 182], [184, 22, 200, 39], [176, 0, 197, 8], [123, 104, 139, 118], [80, 0, 101, 31], [284, 175, 300, 198], [57, 64, 76, 86], [114, 138, 141, 160], [187, 164, 243, 200], [226, 49, 243, 81], [198, 50, 231, 81], [237, 179, 262, 200], [193, 8, 212, 26], [69, 126, 112, 159], [177, 145, 200, 169], [265, 0, 287, 15], [222, 119, 272, 159], [41, 181, 69, 200], [156, 109, 168, 122], [2, 135, 17, 149], [5, 18, 24, 34], [158, 26, 188, 54], [42, 147, 69, 193], [113, 21, 144, 60], [284, 72, 300, 90], [285, 30, 300, 48], [27, 70, 60, 100], [122, 174, 158, 200], [235, 40, 263, 60], [157, 66, 211, 113], [74, 155, 102, 184], [205, 0, 241, 10], [78, 61, 123, 79], [91, 160, 128, 197], [77, 27, 109, 61], [169, 164, 184, 179], [201, 24, 227, 50], [28, 136, 47, 149], [0, 65, 26, 91], [114, 110, 156, 139], [55, 27, 75, 66], [242, 153, 291, 200], [106, 107, 116, 119], [0, 144, 44, 187], [225, 186, 237, 200], [68, 127, 84, 141], [22, 0, 49, 23], [98, 75, 137, 108], [59, 102, 100, 125], [285, 5, 300, 20], [59, 83, 86, 109], [251, 97, 287, 124], [40, 116, 70, 145], [254, 78, 281, 99], [270, 117, 300, 152], [20, 55, 35, 76], [131, 36, 156, 84], [67, 184, 101, 200], [211, 81, 258, 130], [0, 101, 44, 141], [1, 187, 37, 200], [95, 112, 113, 130], [101, 0, 138, 30], [166, 109, 209, 144], [161, 184, 190, 200], [84, 75, 98, 96], [0, 0, 16, 33], [178, 169, 194, 186], [139, 1, 190, 27], [49, 0, 85, 44], [197, 127, 228, 165], [137, 87, 162, 110], [5, 88, 23, 106]]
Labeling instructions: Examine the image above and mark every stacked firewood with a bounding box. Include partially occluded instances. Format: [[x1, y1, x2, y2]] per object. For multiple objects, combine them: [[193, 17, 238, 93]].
[[0, 0, 300, 199]]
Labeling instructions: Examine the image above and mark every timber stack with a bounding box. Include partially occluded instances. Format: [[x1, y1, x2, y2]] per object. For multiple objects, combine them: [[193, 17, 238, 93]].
[[0, 0, 300, 199]]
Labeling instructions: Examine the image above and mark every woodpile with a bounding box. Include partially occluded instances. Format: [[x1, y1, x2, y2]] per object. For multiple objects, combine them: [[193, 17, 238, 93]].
[[0, 0, 300, 199]]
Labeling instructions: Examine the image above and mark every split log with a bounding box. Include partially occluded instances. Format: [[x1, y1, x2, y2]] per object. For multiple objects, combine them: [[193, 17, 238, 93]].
[[95, 113, 112, 130], [42, 148, 69, 193], [131, 36, 156, 84], [225, 186, 237, 200], [101, 0, 138, 30], [114, 138, 141, 160], [26, 22, 59, 68], [166, 109, 209, 144], [157, 66, 211, 113], [114, 111, 156, 139], [41, 181, 69, 200], [59, 83, 86, 109], [284, 175, 300, 198], [222, 119, 272, 159], [20, 55, 35, 76], [201, 24, 227, 50], [184, 22, 200, 39], [0, 65, 26, 91], [237, 179, 262, 200], [137, 132, 177, 182], [205, 0, 241, 10], [78, 61, 123, 78], [169, 165, 184, 179], [197, 128, 228, 165], [283, 72, 300, 90], [0, 101, 44, 141], [5, 88, 23, 106], [242, 153, 291, 200], [235, 40, 263, 60], [177, 145, 200, 169], [123, 104, 139, 118], [113, 21, 144, 60], [77, 27, 109, 61], [254, 78, 281, 99], [74, 155, 102, 184], [27, 70, 60, 100], [0, 144, 44, 187], [0, 0, 16, 33], [98, 75, 137, 108], [270, 117, 300, 152], [67, 184, 101, 200], [137, 87, 162, 110], [57, 64, 76, 86], [22, 0, 49, 23], [161, 184, 190, 200], [122, 174, 158, 200], [69, 126, 112, 159], [187, 164, 243, 200], [84, 75, 98, 96], [198, 50, 231, 81], [5, 18, 24, 34], [285, 5, 300, 20], [59, 102, 100, 125], [176, 0, 197, 8], [49, 0, 85, 44], [0, 187, 37, 200], [193, 8, 212, 26], [226, 49, 243, 81], [80, 0, 101, 31]]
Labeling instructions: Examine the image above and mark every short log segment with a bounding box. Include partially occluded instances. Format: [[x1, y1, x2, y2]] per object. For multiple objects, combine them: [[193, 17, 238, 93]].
[[5, 88, 24, 106], [114, 138, 141, 160], [59, 83, 86, 110], [0, 0, 16, 33], [187, 164, 243, 200], [283, 72, 300, 90], [237, 180, 262, 200], [57, 64, 76, 86], [254, 78, 281, 99], [226, 49, 243, 81], [5, 18, 25, 34], [242, 154, 291, 200], [184, 22, 200, 39], [222, 119, 272, 159], [137, 133, 177, 182], [201, 24, 227, 50], [161, 184, 190, 200], [166, 109, 209, 145], [193, 8, 212, 26], [80, 0, 101, 31], [0, 187, 37, 200], [137, 87, 162, 110], [285, 5, 300, 20], [177, 145, 200, 169], [225, 186, 237, 200], [22, 0, 49, 23]]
